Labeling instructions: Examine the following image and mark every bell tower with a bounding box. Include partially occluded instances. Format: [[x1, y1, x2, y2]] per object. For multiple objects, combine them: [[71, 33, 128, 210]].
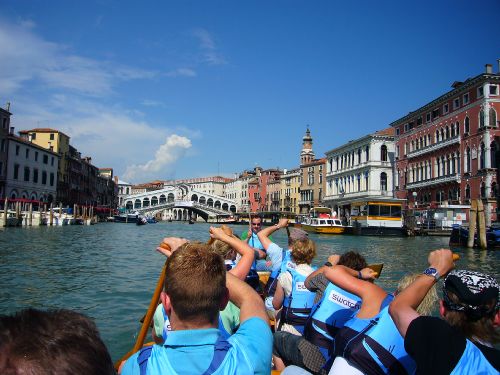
[[300, 126, 315, 165]]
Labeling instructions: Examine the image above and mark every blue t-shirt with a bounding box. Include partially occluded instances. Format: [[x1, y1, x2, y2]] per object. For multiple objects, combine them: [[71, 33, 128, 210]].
[[121, 317, 272, 375]]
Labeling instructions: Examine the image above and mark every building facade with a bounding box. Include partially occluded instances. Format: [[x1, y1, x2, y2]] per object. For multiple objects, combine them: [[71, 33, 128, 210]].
[[391, 63, 500, 224], [323, 128, 396, 218], [0, 106, 11, 199], [5, 132, 60, 202], [298, 128, 326, 214], [280, 168, 301, 214]]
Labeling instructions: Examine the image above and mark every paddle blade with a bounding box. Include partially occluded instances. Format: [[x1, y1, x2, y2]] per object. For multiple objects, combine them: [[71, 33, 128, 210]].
[[452, 253, 460, 261], [367, 263, 383, 278]]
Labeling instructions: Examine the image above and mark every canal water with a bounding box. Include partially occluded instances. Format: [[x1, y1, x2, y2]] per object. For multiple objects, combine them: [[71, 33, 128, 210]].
[[1, 222, 499, 361]]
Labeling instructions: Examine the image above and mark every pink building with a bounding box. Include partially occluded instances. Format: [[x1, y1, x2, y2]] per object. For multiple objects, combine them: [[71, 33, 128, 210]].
[[391, 62, 500, 224]]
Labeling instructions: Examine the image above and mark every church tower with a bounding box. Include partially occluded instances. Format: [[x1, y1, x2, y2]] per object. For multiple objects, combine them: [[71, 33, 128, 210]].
[[300, 126, 315, 165]]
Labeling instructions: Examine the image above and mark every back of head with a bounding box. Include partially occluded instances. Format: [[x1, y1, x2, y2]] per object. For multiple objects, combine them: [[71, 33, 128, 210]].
[[291, 238, 316, 265], [0, 308, 114, 375], [442, 269, 499, 344], [338, 251, 367, 271], [206, 225, 237, 260], [165, 242, 226, 324], [397, 273, 438, 316]]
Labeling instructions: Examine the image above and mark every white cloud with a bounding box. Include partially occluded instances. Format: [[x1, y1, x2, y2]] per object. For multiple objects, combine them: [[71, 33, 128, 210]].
[[166, 67, 197, 77], [192, 28, 227, 65], [123, 135, 192, 182], [0, 19, 157, 96]]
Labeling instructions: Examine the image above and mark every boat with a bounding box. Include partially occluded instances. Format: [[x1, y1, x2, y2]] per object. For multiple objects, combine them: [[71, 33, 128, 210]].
[[449, 224, 500, 248], [114, 211, 141, 223], [0, 210, 20, 227], [136, 216, 148, 225], [188, 218, 195, 224], [300, 207, 347, 234], [146, 217, 158, 224], [216, 215, 239, 224], [350, 200, 406, 236]]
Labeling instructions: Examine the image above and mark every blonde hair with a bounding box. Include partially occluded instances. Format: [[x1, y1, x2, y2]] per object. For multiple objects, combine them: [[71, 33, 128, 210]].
[[291, 238, 316, 265], [207, 239, 234, 260], [396, 273, 438, 316]]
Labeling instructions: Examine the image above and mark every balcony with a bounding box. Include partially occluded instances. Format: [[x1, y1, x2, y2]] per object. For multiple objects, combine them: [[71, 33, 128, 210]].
[[406, 174, 460, 189], [326, 160, 392, 176], [406, 135, 460, 159]]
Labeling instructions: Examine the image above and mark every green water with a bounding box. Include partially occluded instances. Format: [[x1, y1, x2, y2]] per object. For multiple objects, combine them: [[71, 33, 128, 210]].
[[1, 222, 498, 361]]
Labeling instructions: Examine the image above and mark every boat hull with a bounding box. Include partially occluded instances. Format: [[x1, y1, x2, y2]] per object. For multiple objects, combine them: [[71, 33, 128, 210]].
[[301, 224, 346, 234], [351, 224, 406, 237]]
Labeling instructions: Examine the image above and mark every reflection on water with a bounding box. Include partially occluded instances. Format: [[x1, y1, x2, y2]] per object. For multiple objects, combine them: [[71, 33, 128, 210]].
[[1, 222, 498, 361]]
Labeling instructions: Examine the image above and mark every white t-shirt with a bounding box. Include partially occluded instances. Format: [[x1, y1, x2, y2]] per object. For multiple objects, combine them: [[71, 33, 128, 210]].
[[329, 356, 364, 375]]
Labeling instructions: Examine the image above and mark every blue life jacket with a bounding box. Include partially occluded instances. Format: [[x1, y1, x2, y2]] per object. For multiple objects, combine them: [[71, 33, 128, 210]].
[[248, 233, 265, 271], [449, 339, 498, 375], [303, 282, 361, 359], [266, 250, 294, 296], [138, 333, 232, 375], [161, 306, 230, 341], [334, 295, 415, 375], [280, 268, 317, 334]]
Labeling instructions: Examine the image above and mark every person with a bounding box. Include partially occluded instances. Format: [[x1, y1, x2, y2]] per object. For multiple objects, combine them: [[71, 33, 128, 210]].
[[241, 215, 270, 272], [121, 238, 272, 375], [152, 226, 255, 344], [325, 266, 437, 375], [273, 251, 369, 374], [389, 249, 500, 374], [0, 308, 115, 375], [272, 233, 317, 336]]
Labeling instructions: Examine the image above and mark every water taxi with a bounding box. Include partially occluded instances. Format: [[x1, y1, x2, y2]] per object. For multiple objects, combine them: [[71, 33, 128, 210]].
[[300, 207, 347, 234], [350, 200, 406, 236]]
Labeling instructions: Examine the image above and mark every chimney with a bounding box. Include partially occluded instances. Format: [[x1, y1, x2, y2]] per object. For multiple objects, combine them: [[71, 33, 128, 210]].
[[9, 126, 14, 135], [485, 64, 493, 74]]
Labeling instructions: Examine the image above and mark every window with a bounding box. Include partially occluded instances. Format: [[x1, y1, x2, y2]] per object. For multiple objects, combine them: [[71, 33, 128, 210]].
[[50, 133, 54, 140], [380, 172, 387, 191], [404, 123, 409, 132], [51, 157, 54, 166], [489, 85, 498, 96], [42, 171, 47, 185], [33, 169, 38, 183], [426, 113, 431, 122], [417, 117, 423, 125], [381, 145, 388, 161], [463, 93, 469, 105], [489, 108, 497, 127], [465, 147, 471, 173], [480, 110, 485, 128], [24, 166, 30, 181], [443, 103, 449, 114], [50, 172, 55, 186], [464, 116, 470, 134], [31, 132, 36, 140], [43, 155, 48, 164], [15, 145, 19, 156], [13, 164, 19, 179], [453, 98, 460, 109], [35, 152, 38, 161], [2, 118, 6, 128], [396, 128, 400, 136], [480, 142, 486, 169], [432, 109, 440, 119], [478, 86, 484, 98], [0, 139, 5, 152]]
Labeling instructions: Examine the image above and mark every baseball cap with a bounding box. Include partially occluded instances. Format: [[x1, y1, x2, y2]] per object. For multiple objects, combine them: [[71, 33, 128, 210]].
[[289, 228, 308, 242]]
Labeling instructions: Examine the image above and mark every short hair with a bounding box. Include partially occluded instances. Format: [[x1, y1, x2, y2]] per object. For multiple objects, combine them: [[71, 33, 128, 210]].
[[251, 216, 262, 223], [0, 308, 115, 375], [338, 251, 367, 271], [165, 242, 226, 324], [291, 238, 316, 265], [396, 273, 438, 316]]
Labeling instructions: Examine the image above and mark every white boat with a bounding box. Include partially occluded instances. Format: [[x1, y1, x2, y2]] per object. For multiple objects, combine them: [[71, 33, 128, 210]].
[[0, 211, 20, 227], [300, 207, 348, 234], [350, 200, 406, 236]]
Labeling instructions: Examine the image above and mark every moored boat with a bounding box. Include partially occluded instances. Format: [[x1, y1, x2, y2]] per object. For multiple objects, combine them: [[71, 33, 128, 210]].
[[350, 199, 406, 236], [449, 224, 500, 248], [300, 207, 348, 234]]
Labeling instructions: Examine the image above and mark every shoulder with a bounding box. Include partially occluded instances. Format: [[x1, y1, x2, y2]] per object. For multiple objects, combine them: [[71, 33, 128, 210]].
[[405, 316, 466, 374], [296, 264, 314, 276], [121, 351, 140, 375], [230, 318, 272, 372]]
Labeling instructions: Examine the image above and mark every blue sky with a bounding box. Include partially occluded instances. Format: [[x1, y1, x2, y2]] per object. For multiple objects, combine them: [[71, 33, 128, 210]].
[[1, 0, 499, 183]]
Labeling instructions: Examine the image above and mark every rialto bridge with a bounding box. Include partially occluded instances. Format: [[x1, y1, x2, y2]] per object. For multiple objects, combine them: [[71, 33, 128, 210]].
[[120, 184, 238, 221]]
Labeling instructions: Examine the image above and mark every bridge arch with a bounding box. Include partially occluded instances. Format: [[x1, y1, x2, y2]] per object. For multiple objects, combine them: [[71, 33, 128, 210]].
[[143, 197, 150, 207], [214, 200, 221, 209], [126, 201, 133, 210], [134, 199, 141, 209], [222, 202, 229, 211], [191, 194, 198, 202], [168, 193, 175, 202], [151, 196, 158, 206], [159, 194, 166, 204], [207, 198, 214, 207], [230, 205, 236, 213], [199, 196, 206, 205]]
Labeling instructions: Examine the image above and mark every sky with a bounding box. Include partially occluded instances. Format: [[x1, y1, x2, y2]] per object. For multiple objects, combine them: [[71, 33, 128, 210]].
[[1, 0, 499, 183]]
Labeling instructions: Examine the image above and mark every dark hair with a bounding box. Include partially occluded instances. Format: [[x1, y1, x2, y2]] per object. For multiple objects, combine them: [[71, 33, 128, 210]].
[[165, 242, 226, 324], [0, 308, 115, 375], [338, 251, 367, 271]]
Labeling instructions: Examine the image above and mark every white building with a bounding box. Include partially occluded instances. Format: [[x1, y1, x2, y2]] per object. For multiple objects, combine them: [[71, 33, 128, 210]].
[[116, 179, 132, 206], [323, 128, 396, 216], [5, 133, 60, 202]]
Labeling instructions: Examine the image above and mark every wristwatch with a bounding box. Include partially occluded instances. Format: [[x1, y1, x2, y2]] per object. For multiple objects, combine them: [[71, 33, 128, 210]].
[[423, 267, 440, 281]]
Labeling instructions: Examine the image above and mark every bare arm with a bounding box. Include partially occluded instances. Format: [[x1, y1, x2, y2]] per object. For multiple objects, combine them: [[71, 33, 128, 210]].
[[272, 283, 285, 310], [226, 272, 269, 324], [389, 249, 455, 338], [324, 265, 384, 319], [209, 226, 253, 280], [257, 218, 289, 251]]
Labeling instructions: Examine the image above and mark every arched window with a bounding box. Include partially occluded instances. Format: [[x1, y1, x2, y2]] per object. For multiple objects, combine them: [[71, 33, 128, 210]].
[[491, 142, 497, 168], [465, 147, 471, 173], [440, 128, 445, 141], [357, 149, 361, 164], [436, 158, 441, 177], [480, 142, 485, 169], [380, 172, 387, 191], [365, 146, 370, 162], [143, 197, 150, 207], [445, 126, 450, 139], [435, 130, 440, 143], [464, 116, 470, 134], [479, 109, 485, 128], [489, 108, 497, 127], [381, 145, 388, 161]]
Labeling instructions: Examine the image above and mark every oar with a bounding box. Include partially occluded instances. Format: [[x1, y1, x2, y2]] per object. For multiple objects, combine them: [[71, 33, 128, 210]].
[[114, 245, 170, 370]]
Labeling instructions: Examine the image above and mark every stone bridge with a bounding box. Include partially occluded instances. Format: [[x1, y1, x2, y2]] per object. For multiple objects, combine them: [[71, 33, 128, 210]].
[[120, 184, 237, 221]]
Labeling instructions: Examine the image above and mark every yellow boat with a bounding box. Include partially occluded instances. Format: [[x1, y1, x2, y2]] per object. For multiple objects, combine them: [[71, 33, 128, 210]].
[[300, 207, 348, 234]]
